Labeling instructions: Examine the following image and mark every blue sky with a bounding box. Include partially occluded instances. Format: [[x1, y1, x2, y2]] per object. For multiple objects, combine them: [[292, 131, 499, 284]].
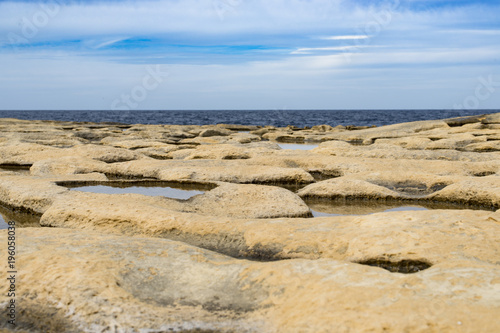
[[0, 0, 499, 110]]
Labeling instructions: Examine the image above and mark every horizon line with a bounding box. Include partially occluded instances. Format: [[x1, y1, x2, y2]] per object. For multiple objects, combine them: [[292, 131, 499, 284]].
[[1, 109, 499, 112]]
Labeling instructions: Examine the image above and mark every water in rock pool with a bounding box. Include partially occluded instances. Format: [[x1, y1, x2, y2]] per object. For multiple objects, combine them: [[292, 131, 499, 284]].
[[0, 205, 41, 229], [310, 205, 428, 217], [68, 185, 205, 200], [0, 165, 31, 175], [0, 109, 491, 128], [0, 216, 8, 229], [305, 199, 489, 217], [277, 143, 318, 150]]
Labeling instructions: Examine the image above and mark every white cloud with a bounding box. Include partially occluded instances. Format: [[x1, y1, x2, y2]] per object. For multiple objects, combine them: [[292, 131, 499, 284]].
[[0, 0, 499, 110], [291, 45, 367, 55], [321, 35, 370, 40], [90, 37, 129, 50]]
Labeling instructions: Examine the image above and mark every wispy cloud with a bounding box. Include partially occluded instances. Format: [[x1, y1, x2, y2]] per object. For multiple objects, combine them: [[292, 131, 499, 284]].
[[291, 45, 368, 55], [90, 37, 129, 50], [320, 35, 370, 40], [0, 0, 499, 109]]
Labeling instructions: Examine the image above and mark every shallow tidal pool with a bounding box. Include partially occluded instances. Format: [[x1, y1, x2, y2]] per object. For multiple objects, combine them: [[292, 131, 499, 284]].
[[305, 199, 489, 218], [68, 185, 205, 200], [310, 205, 428, 217], [0, 216, 8, 229], [0, 205, 41, 229], [0, 165, 31, 175], [277, 143, 319, 150]]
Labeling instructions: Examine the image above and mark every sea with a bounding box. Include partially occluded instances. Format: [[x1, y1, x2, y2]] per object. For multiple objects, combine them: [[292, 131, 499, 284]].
[[0, 110, 496, 128]]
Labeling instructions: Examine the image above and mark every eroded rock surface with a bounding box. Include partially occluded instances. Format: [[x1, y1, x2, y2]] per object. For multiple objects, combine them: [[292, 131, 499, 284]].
[[1, 228, 499, 332], [0, 114, 499, 332]]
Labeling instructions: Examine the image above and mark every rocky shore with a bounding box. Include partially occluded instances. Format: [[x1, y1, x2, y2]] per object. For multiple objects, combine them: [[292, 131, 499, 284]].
[[0, 113, 499, 332]]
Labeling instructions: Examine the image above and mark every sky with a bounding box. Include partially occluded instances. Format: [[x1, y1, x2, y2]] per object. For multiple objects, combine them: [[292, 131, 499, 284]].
[[0, 0, 499, 110]]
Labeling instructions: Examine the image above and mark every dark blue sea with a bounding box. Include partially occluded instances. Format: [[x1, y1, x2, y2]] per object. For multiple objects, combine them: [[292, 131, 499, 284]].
[[0, 110, 496, 128]]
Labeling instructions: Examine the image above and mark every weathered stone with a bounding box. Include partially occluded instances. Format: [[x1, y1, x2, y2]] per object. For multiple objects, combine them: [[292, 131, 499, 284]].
[[0, 142, 68, 165], [100, 138, 172, 149], [374, 136, 432, 149], [72, 130, 112, 141], [312, 140, 500, 162], [1, 226, 499, 332], [298, 178, 401, 200], [311, 124, 334, 132], [482, 113, 500, 124], [37, 185, 500, 265], [73, 144, 142, 163], [30, 156, 108, 176], [428, 176, 500, 208], [227, 132, 261, 144], [298, 172, 500, 208], [0, 113, 500, 332], [199, 128, 233, 137], [250, 127, 275, 136], [311, 118, 449, 144], [134, 146, 182, 159], [425, 134, 487, 150], [185, 183, 312, 218], [444, 114, 486, 126], [464, 141, 500, 152], [262, 132, 305, 143], [0, 173, 105, 214], [155, 161, 315, 184], [215, 124, 260, 131], [174, 144, 251, 160]]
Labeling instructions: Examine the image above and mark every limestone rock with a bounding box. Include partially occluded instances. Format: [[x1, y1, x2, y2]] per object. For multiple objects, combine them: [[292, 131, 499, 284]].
[[425, 134, 487, 150], [262, 132, 305, 143], [374, 136, 432, 149], [100, 138, 173, 150], [134, 146, 179, 159], [149, 160, 316, 184], [312, 140, 500, 162], [215, 124, 260, 131], [464, 140, 500, 152], [30, 157, 109, 176], [185, 183, 311, 218], [311, 124, 334, 132], [72, 129, 113, 141], [0, 228, 263, 332], [199, 128, 233, 137], [175, 144, 251, 160], [0, 175, 68, 213], [167, 143, 276, 160], [38, 185, 500, 265], [250, 127, 275, 136], [0, 142, 67, 165], [297, 173, 500, 209], [180, 136, 233, 145], [312, 118, 449, 144], [444, 114, 486, 126], [429, 176, 500, 209], [298, 178, 402, 200], [1, 114, 500, 332], [1, 228, 500, 332], [73, 144, 142, 163], [227, 132, 261, 144], [482, 112, 500, 124], [0, 173, 106, 214]]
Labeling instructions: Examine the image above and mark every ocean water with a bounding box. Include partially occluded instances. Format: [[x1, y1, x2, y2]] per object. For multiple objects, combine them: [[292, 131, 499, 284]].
[[0, 110, 495, 128]]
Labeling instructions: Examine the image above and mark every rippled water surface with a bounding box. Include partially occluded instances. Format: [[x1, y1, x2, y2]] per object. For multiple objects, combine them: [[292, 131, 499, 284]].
[[69, 185, 205, 200], [0, 110, 493, 128], [305, 199, 491, 217], [0, 205, 41, 229], [278, 143, 319, 150]]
